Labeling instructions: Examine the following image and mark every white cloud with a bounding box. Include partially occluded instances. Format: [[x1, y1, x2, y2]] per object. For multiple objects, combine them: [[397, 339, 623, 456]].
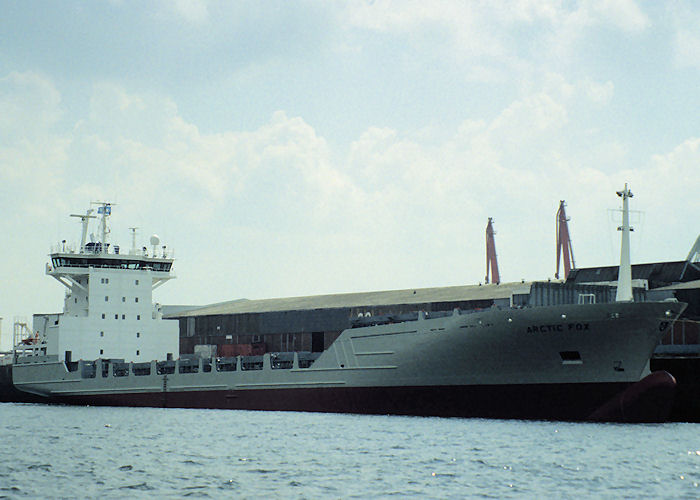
[[647, 138, 700, 198], [581, 79, 614, 104], [0, 72, 70, 216], [0, 71, 63, 140], [339, 0, 651, 100], [588, 0, 650, 33], [168, 0, 209, 25], [674, 30, 700, 69]]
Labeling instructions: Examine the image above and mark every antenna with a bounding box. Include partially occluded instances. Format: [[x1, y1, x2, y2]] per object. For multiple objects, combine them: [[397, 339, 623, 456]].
[[485, 217, 500, 285], [615, 184, 634, 302], [129, 227, 139, 255], [91, 201, 114, 254], [555, 200, 576, 279]]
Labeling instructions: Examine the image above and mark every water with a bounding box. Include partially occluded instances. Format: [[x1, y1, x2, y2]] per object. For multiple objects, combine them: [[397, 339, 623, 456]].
[[1, 404, 698, 499]]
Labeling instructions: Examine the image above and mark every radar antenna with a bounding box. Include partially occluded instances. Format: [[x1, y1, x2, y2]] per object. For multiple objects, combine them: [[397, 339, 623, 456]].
[[150, 235, 160, 257]]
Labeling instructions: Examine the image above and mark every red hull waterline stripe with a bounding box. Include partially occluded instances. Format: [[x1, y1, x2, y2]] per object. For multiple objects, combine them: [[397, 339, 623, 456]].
[[49, 380, 665, 422]]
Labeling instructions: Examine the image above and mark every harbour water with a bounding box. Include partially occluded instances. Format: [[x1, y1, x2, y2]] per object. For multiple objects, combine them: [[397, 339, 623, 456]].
[[1, 403, 698, 499]]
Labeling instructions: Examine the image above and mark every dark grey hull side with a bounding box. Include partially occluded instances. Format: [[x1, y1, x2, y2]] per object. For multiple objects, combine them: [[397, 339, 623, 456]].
[[31, 374, 672, 423], [0, 365, 45, 404]]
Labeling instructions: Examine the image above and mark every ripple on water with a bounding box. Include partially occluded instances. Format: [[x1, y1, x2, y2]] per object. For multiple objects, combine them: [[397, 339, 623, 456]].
[[2, 405, 699, 498], [117, 482, 154, 491], [27, 464, 52, 472]]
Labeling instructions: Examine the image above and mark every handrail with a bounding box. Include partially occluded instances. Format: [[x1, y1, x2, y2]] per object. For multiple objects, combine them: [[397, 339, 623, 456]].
[[49, 262, 173, 271]]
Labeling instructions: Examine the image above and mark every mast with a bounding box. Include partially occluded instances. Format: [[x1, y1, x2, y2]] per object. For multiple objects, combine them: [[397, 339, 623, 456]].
[[69, 209, 96, 253], [95, 202, 112, 253], [129, 227, 139, 255], [615, 184, 634, 302], [485, 217, 500, 285], [555, 200, 576, 279]]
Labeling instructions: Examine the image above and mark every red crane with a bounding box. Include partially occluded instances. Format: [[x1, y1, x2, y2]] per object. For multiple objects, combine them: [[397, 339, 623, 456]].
[[485, 217, 500, 284], [555, 200, 576, 279]]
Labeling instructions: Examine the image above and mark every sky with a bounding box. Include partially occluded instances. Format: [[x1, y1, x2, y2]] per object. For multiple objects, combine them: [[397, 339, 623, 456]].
[[1, 1, 699, 347]]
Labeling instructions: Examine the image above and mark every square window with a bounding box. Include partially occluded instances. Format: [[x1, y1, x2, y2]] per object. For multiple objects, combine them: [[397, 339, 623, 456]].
[[136, 350, 140, 356], [101, 313, 105, 319], [100, 331, 104, 337], [136, 332, 140, 338], [135, 297, 139, 303], [122, 297, 126, 302], [114, 314, 118, 320], [74, 298, 77, 303], [122, 314, 125, 320], [137, 315, 141, 320], [106, 278, 109, 284], [100, 349, 104, 355], [135, 280, 139, 285], [105, 296, 109, 302]]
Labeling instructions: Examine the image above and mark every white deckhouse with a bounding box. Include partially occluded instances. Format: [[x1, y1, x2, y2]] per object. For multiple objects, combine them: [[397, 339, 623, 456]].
[[33, 202, 178, 363]]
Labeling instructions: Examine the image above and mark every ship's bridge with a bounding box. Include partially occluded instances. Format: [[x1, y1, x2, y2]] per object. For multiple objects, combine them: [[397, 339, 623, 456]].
[[49, 253, 173, 273]]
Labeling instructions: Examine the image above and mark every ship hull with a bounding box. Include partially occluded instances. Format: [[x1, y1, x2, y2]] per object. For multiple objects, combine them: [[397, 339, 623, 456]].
[[55, 382, 628, 419], [33, 376, 674, 423], [8, 301, 687, 421]]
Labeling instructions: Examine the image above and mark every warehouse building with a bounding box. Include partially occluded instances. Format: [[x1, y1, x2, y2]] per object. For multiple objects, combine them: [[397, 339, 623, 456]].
[[167, 257, 699, 357]]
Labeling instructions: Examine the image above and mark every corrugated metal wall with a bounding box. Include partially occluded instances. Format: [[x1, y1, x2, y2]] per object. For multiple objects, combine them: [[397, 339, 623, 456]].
[[177, 298, 496, 354], [527, 282, 646, 306]]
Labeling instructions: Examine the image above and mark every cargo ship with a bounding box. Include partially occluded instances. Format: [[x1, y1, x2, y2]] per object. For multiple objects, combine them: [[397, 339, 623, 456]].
[[1, 190, 688, 421]]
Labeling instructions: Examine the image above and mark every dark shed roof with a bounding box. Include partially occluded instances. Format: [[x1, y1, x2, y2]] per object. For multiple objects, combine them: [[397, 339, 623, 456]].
[[567, 260, 700, 289]]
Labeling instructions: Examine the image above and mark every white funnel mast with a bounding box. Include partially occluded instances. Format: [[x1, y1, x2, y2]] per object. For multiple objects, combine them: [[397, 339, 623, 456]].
[[615, 184, 634, 302]]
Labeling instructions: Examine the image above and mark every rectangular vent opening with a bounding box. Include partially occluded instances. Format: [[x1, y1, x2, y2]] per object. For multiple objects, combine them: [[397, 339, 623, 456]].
[[560, 351, 583, 365]]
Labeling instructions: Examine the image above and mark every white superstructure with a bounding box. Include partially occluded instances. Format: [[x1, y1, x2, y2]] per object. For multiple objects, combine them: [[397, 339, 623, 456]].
[[32, 202, 178, 363]]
